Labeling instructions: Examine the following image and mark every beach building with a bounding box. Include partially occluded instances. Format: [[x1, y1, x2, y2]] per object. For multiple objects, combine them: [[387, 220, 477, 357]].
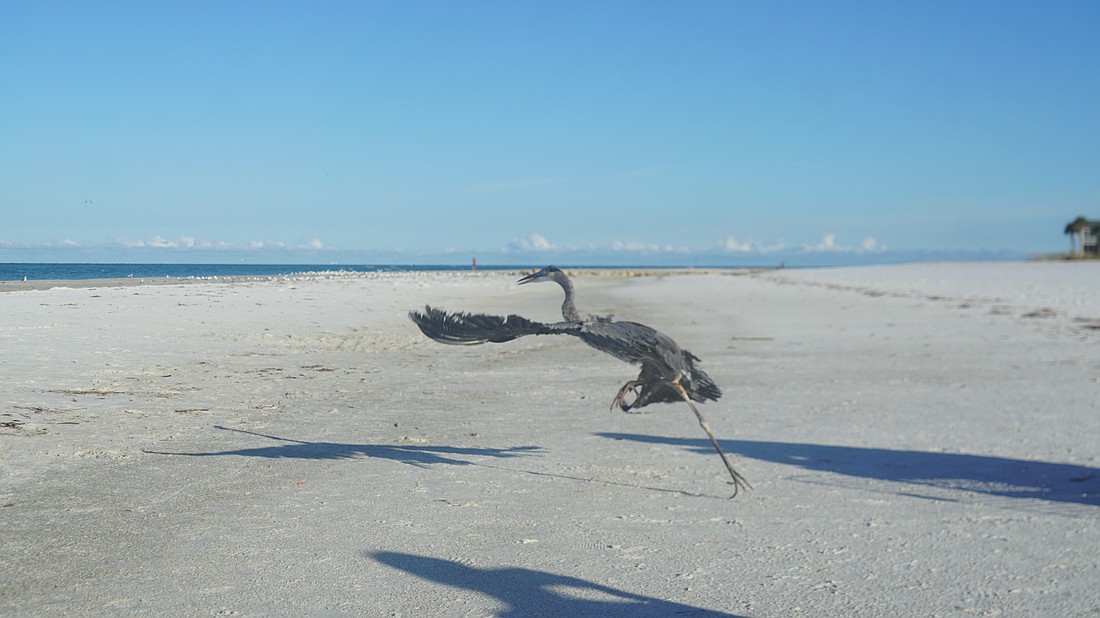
[[1064, 216, 1099, 256]]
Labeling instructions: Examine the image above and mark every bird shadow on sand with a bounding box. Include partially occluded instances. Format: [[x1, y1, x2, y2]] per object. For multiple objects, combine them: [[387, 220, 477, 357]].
[[369, 551, 744, 617], [145, 425, 542, 468], [598, 433, 1100, 506]]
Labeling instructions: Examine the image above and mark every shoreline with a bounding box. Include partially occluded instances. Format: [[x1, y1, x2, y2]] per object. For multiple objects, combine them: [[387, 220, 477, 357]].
[[0, 266, 757, 293]]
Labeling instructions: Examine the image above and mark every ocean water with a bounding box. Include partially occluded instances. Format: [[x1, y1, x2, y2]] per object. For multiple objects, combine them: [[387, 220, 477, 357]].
[[0, 263, 514, 282]]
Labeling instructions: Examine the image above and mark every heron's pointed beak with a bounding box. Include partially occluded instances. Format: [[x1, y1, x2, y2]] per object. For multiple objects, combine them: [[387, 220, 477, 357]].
[[517, 271, 541, 285]]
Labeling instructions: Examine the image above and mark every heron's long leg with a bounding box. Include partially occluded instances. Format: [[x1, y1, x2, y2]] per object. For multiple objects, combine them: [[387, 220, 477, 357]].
[[672, 380, 751, 498]]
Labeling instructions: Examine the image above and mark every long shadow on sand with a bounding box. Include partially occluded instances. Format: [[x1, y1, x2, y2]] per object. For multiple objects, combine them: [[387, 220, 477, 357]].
[[370, 551, 744, 617], [145, 426, 542, 468], [598, 433, 1100, 506]]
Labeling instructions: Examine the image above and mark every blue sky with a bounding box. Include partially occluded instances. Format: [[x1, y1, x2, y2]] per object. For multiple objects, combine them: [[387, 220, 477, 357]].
[[2, 1, 1098, 265]]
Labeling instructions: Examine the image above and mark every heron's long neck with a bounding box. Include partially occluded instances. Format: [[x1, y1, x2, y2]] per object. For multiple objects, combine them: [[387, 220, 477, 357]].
[[555, 275, 581, 322]]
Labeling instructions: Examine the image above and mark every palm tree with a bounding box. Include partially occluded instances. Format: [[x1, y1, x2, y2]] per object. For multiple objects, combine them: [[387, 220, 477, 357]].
[[1065, 216, 1090, 256]]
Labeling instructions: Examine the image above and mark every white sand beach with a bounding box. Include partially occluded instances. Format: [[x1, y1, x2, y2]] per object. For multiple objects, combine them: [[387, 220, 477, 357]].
[[2, 262, 1098, 616]]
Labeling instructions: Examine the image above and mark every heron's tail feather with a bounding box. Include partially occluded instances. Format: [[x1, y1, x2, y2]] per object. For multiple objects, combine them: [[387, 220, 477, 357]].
[[680, 350, 721, 402], [410, 306, 562, 345], [686, 368, 722, 402]]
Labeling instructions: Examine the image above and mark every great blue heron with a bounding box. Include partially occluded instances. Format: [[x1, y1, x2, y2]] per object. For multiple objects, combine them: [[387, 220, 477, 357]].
[[409, 265, 750, 496]]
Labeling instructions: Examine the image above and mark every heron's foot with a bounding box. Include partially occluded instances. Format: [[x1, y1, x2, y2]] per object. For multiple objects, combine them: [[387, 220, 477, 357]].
[[725, 469, 753, 499], [609, 381, 639, 413]]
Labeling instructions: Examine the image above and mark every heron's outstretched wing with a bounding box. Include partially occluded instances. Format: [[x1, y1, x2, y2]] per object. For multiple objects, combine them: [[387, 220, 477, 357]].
[[409, 306, 578, 345]]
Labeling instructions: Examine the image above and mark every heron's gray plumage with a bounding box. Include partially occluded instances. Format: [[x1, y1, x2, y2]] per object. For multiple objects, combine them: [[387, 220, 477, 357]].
[[408, 265, 749, 496], [571, 318, 722, 406]]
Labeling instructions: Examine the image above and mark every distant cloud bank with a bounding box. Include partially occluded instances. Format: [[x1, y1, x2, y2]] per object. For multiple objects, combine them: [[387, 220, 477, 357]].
[[0, 231, 1025, 266], [508, 233, 556, 252], [114, 235, 325, 252]]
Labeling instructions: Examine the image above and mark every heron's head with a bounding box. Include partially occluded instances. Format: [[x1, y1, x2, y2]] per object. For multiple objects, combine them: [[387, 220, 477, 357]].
[[517, 265, 561, 285]]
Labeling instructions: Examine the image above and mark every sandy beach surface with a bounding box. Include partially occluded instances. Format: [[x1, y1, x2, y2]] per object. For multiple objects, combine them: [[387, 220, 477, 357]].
[[2, 262, 1098, 617]]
